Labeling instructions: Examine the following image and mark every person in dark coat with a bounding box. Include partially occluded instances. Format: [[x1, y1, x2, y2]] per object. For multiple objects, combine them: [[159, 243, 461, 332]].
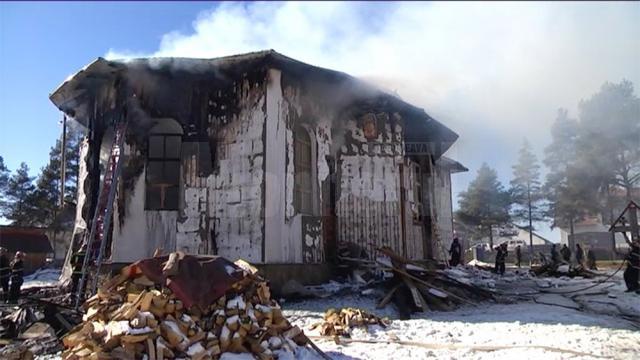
[[586, 248, 598, 270], [560, 244, 571, 263], [623, 242, 639, 293], [515, 245, 522, 268], [449, 237, 462, 267], [8, 251, 25, 303], [0, 248, 10, 302], [494, 243, 508, 275], [575, 243, 585, 267], [550, 244, 561, 265]]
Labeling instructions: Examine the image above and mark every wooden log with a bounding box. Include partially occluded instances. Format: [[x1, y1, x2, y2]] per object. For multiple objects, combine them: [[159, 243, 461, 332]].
[[162, 252, 180, 277], [377, 284, 401, 309]]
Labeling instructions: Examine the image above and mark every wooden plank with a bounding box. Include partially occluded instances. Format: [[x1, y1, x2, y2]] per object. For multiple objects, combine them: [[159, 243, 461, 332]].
[[377, 284, 401, 309], [403, 277, 428, 311]]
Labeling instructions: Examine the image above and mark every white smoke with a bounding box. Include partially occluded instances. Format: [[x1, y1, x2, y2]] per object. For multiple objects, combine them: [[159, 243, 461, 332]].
[[105, 1, 640, 219]]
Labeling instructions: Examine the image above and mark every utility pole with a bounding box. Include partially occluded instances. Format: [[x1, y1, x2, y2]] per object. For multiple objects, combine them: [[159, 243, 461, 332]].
[[60, 114, 67, 207]]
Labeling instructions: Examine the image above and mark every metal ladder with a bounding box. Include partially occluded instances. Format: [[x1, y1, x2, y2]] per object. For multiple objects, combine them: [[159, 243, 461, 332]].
[[74, 119, 128, 308]]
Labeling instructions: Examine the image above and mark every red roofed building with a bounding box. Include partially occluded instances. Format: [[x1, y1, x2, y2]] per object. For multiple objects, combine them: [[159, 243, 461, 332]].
[[0, 226, 54, 273]]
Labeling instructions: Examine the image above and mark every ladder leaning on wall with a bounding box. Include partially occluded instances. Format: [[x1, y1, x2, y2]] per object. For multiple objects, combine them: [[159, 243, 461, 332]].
[[74, 119, 128, 309]]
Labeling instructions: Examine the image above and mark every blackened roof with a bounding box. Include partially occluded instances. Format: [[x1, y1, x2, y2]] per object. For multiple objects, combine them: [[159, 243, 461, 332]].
[[0, 227, 53, 254], [50, 50, 459, 158]]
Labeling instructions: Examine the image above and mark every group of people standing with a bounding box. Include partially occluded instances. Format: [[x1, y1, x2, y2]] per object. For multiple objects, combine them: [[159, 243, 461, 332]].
[[0, 247, 25, 303], [550, 243, 597, 269]]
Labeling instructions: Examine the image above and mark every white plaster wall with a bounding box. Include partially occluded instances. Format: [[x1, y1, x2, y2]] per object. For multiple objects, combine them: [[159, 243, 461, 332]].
[[61, 138, 91, 280], [204, 79, 266, 263], [335, 117, 412, 258], [264, 68, 304, 263], [112, 170, 178, 262], [432, 167, 454, 261], [404, 159, 425, 260]]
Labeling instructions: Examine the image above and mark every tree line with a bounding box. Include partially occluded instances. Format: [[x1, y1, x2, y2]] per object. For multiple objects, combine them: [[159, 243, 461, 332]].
[[457, 80, 640, 250], [0, 127, 83, 229]]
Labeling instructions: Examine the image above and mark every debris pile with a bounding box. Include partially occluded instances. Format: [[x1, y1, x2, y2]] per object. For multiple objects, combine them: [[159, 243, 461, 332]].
[[363, 247, 494, 319], [310, 307, 390, 337], [532, 263, 598, 278], [61, 253, 310, 359], [0, 295, 80, 359]]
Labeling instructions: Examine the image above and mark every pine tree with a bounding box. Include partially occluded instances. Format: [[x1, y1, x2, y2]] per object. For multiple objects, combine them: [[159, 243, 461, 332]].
[[457, 163, 511, 249], [25, 142, 64, 227], [0, 156, 9, 212], [577, 80, 640, 202], [3, 162, 36, 226], [544, 109, 597, 245], [24, 127, 83, 227], [510, 139, 546, 255]]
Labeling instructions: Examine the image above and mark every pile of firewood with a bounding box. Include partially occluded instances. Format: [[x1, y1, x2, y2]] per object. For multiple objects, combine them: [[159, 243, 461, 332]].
[[61, 253, 308, 360], [310, 308, 390, 337]]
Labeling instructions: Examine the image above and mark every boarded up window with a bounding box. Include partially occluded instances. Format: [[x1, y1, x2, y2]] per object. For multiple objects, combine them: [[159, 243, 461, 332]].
[[146, 133, 182, 210], [294, 125, 313, 214]]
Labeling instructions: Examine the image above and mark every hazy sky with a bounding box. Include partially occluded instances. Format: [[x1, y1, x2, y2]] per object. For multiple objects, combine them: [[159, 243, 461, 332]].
[[2, 1, 639, 239]]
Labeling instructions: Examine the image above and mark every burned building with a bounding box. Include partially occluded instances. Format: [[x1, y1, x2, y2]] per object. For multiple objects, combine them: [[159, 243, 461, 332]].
[[50, 50, 463, 282]]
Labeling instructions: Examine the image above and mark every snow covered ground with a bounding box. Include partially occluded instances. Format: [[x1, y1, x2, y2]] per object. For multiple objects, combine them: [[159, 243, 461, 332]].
[[32, 265, 640, 359], [282, 266, 640, 360], [23, 268, 61, 289]]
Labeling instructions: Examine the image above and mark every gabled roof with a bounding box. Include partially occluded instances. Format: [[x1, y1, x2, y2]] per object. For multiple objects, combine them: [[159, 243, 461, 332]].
[[513, 224, 554, 244], [436, 156, 468, 173], [50, 50, 459, 158], [0, 227, 53, 253]]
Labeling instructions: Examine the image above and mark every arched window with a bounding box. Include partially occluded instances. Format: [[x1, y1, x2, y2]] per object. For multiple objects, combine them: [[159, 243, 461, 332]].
[[146, 119, 183, 210], [294, 124, 313, 214]]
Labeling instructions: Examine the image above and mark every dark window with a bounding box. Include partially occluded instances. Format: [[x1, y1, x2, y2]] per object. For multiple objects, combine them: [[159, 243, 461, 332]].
[[146, 134, 182, 210], [294, 125, 313, 214]]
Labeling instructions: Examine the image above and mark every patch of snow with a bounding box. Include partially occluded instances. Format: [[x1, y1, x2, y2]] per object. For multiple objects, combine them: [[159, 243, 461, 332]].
[[128, 326, 153, 335], [219, 353, 254, 360], [227, 295, 246, 310], [23, 268, 61, 289], [283, 282, 640, 359], [467, 259, 493, 267], [225, 265, 237, 275], [428, 288, 447, 298], [186, 342, 205, 357]]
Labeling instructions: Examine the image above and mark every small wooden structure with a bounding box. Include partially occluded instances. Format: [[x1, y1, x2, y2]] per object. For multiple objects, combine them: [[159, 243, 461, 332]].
[[0, 226, 54, 273]]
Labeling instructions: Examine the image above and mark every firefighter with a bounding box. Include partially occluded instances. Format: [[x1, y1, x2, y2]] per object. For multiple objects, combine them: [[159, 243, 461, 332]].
[[550, 244, 561, 265], [575, 243, 585, 267], [449, 237, 462, 267], [8, 251, 25, 303], [586, 248, 598, 270], [494, 243, 508, 275], [623, 242, 639, 293], [560, 244, 571, 263], [0, 247, 10, 301]]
